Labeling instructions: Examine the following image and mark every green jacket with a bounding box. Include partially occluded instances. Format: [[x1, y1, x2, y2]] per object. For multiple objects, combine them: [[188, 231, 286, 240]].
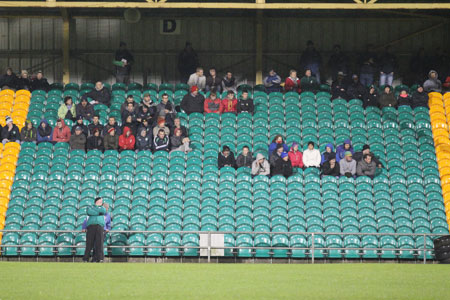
[[86, 205, 107, 227], [58, 104, 76, 120]]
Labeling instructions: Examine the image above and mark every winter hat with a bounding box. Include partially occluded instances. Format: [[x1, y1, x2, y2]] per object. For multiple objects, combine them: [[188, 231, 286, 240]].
[[157, 118, 166, 126], [5, 116, 12, 124], [190, 85, 199, 93], [362, 144, 370, 151], [108, 127, 115, 134], [75, 126, 82, 131], [345, 151, 352, 157], [281, 152, 288, 159]]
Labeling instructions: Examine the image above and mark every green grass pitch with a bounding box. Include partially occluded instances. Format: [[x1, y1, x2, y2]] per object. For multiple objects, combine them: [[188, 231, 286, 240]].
[[0, 262, 448, 299]]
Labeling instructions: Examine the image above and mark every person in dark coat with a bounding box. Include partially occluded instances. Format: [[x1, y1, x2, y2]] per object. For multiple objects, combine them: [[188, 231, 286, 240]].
[[120, 95, 138, 115], [300, 69, 319, 93], [136, 105, 153, 125], [102, 116, 121, 136], [327, 44, 349, 81], [16, 70, 31, 91], [153, 129, 170, 152], [272, 152, 293, 178], [363, 85, 378, 108], [86, 128, 104, 152], [88, 115, 104, 137], [218, 146, 236, 169], [321, 153, 340, 177], [353, 144, 383, 169], [0, 68, 18, 90], [331, 72, 348, 100], [121, 102, 137, 124], [237, 90, 254, 114], [122, 115, 138, 137], [137, 119, 153, 139], [2, 116, 21, 144], [36, 119, 53, 144], [378, 85, 397, 108], [235, 146, 253, 169], [299, 40, 322, 83], [178, 42, 199, 83], [180, 85, 205, 115], [378, 46, 398, 86], [135, 128, 152, 151], [269, 144, 284, 170], [346, 74, 366, 100], [30, 71, 50, 92], [114, 41, 134, 84], [356, 153, 377, 179], [76, 98, 95, 121], [71, 116, 89, 137], [411, 85, 429, 108], [397, 89, 412, 107], [170, 118, 188, 137], [205, 67, 222, 93], [103, 127, 119, 151], [20, 120, 37, 143], [221, 72, 237, 93], [81, 81, 111, 107], [69, 126, 86, 150]]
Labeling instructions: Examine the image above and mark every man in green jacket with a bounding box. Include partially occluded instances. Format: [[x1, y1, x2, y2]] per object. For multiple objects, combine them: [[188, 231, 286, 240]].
[[83, 197, 107, 263]]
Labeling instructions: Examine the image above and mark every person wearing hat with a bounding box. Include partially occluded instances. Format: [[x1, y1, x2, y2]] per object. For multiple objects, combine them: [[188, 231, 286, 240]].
[[321, 143, 335, 165], [288, 142, 303, 169], [424, 70, 442, 93], [397, 89, 412, 107], [378, 85, 397, 109], [411, 85, 429, 109], [187, 67, 206, 90], [57, 96, 76, 121], [331, 71, 348, 100], [363, 85, 378, 108], [20, 120, 37, 144], [340, 151, 356, 178], [71, 115, 89, 137], [273, 152, 293, 178], [335, 139, 354, 163], [69, 125, 86, 150], [114, 41, 134, 84], [52, 118, 71, 143], [137, 118, 153, 140], [136, 104, 153, 124], [83, 197, 107, 263], [30, 70, 49, 92], [321, 153, 340, 178], [88, 115, 104, 137], [118, 126, 135, 151], [221, 71, 237, 93], [180, 85, 205, 115], [352, 144, 383, 168], [236, 145, 253, 169], [356, 153, 377, 179], [269, 144, 285, 170], [221, 91, 238, 114], [284, 70, 301, 93], [136, 128, 152, 152], [218, 145, 236, 169], [251, 153, 270, 177], [302, 141, 321, 168], [102, 116, 121, 136], [86, 128, 104, 152], [0, 67, 18, 90], [36, 119, 53, 144], [237, 90, 254, 115], [347, 74, 366, 100], [81, 81, 111, 106], [170, 128, 192, 154], [2, 116, 21, 145], [103, 127, 119, 150], [204, 91, 222, 114], [16, 70, 31, 91], [76, 97, 94, 122], [300, 69, 319, 93]]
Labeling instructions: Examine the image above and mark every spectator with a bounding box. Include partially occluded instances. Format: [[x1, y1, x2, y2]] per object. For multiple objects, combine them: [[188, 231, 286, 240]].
[[156, 93, 175, 126], [340, 151, 356, 178], [170, 128, 192, 154], [86, 128, 104, 152], [443, 76, 450, 92], [205, 67, 222, 93], [36, 119, 53, 144], [82, 197, 106, 263], [178, 41, 199, 83], [236, 146, 253, 169], [187, 67, 206, 90], [411, 85, 429, 108], [20, 120, 37, 144], [118, 126, 135, 151], [153, 118, 170, 137], [122, 115, 137, 137], [378, 85, 397, 108], [1, 116, 20, 144], [273, 152, 293, 178], [103, 116, 121, 136], [104, 127, 119, 151], [52, 119, 71, 143], [69, 126, 86, 150], [353, 144, 383, 169], [204, 91, 222, 114], [288, 142, 303, 169], [57, 96, 76, 121], [321, 143, 335, 164], [331, 72, 348, 100], [269, 144, 284, 170], [327, 44, 348, 81], [302, 141, 321, 168], [300, 69, 319, 93], [347, 74, 366, 100], [423, 70, 442, 93], [76, 98, 94, 122], [251, 153, 270, 177], [321, 154, 340, 177], [170, 118, 188, 137], [409, 48, 429, 85], [30, 70, 50, 92], [71, 116, 89, 137], [237, 90, 254, 114], [153, 129, 169, 152], [263, 69, 282, 93], [358, 44, 377, 87], [135, 128, 152, 151], [284, 70, 301, 93], [137, 119, 153, 139], [88, 115, 104, 137], [363, 85, 378, 108], [180, 85, 205, 115], [140, 93, 157, 124], [299, 40, 322, 83], [356, 153, 377, 179], [221, 91, 238, 114], [221, 71, 237, 93], [114, 41, 134, 84], [121, 102, 137, 124], [16, 70, 31, 91], [81, 202, 111, 261], [335, 139, 354, 163], [120, 95, 138, 115], [398, 89, 412, 107], [218, 146, 236, 169], [379, 46, 398, 87], [136, 105, 153, 125], [81, 81, 111, 107], [0, 67, 18, 90], [268, 135, 289, 154]]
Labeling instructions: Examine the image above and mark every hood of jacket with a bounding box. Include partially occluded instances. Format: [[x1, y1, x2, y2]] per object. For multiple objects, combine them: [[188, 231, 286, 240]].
[[121, 126, 131, 137], [342, 139, 352, 147], [39, 119, 49, 127], [428, 70, 438, 79], [326, 143, 334, 152], [256, 153, 266, 161]]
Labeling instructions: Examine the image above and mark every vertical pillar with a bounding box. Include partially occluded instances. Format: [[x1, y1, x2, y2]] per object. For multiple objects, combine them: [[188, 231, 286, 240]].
[[61, 8, 70, 85], [255, 9, 263, 85]]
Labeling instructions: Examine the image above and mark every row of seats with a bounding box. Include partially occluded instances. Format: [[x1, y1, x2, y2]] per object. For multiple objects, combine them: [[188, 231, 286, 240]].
[[0, 89, 31, 128]]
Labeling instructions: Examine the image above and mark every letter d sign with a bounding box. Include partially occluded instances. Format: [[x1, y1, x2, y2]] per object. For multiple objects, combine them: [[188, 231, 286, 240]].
[[160, 19, 180, 35]]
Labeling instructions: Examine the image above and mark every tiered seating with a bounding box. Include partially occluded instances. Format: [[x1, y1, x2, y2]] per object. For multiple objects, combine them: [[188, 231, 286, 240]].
[[0, 89, 30, 129]]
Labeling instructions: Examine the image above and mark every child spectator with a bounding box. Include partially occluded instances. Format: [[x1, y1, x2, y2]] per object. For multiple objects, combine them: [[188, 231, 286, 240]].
[[76, 98, 94, 121], [268, 135, 289, 154], [20, 120, 37, 144], [135, 128, 152, 151], [263, 69, 282, 93], [52, 119, 71, 143], [58, 96, 76, 121], [397, 89, 412, 107], [321, 154, 340, 177], [236, 146, 253, 169], [104, 127, 119, 150], [170, 128, 192, 153], [302, 141, 321, 168], [378, 85, 397, 108], [363, 85, 378, 108], [288, 142, 303, 168], [118, 126, 135, 151], [221, 91, 238, 114], [273, 152, 293, 178], [1, 116, 21, 144], [251, 153, 270, 176], [204, 91, 222, 114], [86, 128, 104, 152], [71, 116, 89, 137], [153, 129, 169, 152], [335, 139, 354, 163], [180, 85, 205, 115], [88, 115, 104, 136], [300, 69, 319, 93], [411, 85, 429, 108], [218, 145, 236, 169], [284, 69, 301, 93], [356, 153, 377, 179], [321, 143, 335, 164], [221, 71, 237, 93], [69, 126, 86, 150], [37, 119, 53, 144], [137, 119, 153, 139], [237, 90, 254, 115], [340, 151, 356, 178]]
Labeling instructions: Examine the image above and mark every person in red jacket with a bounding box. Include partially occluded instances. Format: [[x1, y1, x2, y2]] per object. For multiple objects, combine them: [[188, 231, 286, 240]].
[[288, 142, 304, 168], [118, 126, 135, 151], [52, 118, 71, 143], [221, 90, 237, 113], [204, 91, 222, 114], [284, 69, 301, 93]]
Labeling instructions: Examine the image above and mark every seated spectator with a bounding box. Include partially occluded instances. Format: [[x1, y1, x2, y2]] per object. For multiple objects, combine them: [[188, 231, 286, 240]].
[[321, 143, 335, 164], [222, 71, 237, 93], [300, 69, 319, 93], [37, 119, 53, 144], [135, 128, 152, 151], [153, 118, 170, 137], [423, 70, 442, 93], [264, 69, 282, 93], [81, 81, 111, 106], [340, 151, 356, 178], [58, 96, 76, 121], [122, 115, 137, 137], [205, 67, 222, 93], [2, 116, 21, 144], [237, 90, 254, 114], [268, 135, 289, 154], [180, 85, 205, 115], [170, 117, 188, 137], [103, 116, 121, 136], [356, 153, 377, 179], [302, 141, 321, 168], [118, 126, 135, 151], [378, 85, 397, 108], [273, 152, 293, 178], [204, 91, 222, 114], [218, 146, 236, 169], [187, 67, 206, 90], [104, 127, 119, 151], [153, 129, 169, 152], [252, 153, 270, 177], [71, 116, 89, 137], [88, 115, 104, 136], [20, 120, 37, 144], [121, 102, 137, 123], [269, 144, 284, 170], [86, 128, 104, 152], [137, 119, 153, 139], [346, 74, 366, 100], [288, 142, 303, 169], [284, 69, 301, 93], [170, 128, 192, 154], [398, 89, 412, 107], [321, 154, 340, 177], [411, 85, 429, 108], [0, 68, 18, 90], [30, 70, 49, 92], [331, 72, 348, 100], [336, 139, 354, 163], [236, 146, 253, 169], [363, 85, 378, 108], [156, 93, 175, 126], [76, 98, 94, 121], [52, 119, 71, 143], [353, 144, 383, 168], [136, 105, 153, 124], [141, 93, 157, 111], [221, 91, 238, 114], [69, 126, 86, 150], [16, 70, 31, 91]]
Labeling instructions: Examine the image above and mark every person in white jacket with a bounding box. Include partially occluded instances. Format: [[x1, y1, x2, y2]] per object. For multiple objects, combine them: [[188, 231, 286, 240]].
[[302, 141, 321, 168], [187, 67, 206, 90]]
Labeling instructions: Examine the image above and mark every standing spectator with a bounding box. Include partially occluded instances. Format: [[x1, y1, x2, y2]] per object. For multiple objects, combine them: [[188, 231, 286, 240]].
[[411, 85, 429, 108], [121, 102, 137, 124], [0, 68, 18, 90], [356, 153, 377, 179], [71, 116, 89, 137], [340, 152, 356, 178], [237, 90, 254, 114], [153, 129, 169, 152], [288, 142, 303, 169], [120, 95, 138, 115], [187, 67, 206, 90], [300, 69, 319, 93], [156, 93, 176, 126], [347, 74, 366, 100], [103, 116, 121, 136], [118, 126, 135, 151], [86, 128, 104, 152], [76, 98, 94, 121], [321, 154, 340, 177], [327, 44, 348, 81], [273, 152, 293, 178], [378, 86, 397, 109], [170, 128, 192, 153], [88, 115, 104, 137], [135, 128, 152, 151], [353, 144, 383, 169], [221, 71, 237, 93], [69, 126, 86, 150], [104, 128, 119, 151], [122, 115, 137, 137], [268, 135, 289, 154], [30, 70, 50, 92], [269, 144, 284, 170], [299, 40, 322, 83], [423, 70, 442, 93], [205, 67, 222, 93], [251, 153, 270, 177], [358, 44, 377, 87], [180, 85, 205, 115], [178, 42, 199, 83], [36, 119, 53, 144], [204, 91, 222, 114], [83, 197, 106, 263], [114, 41, 134, 84], [218, 145, 236, 169], [236, 146, 253, 169], [284, 70, 301, 93], [81, 81, 111, 107], [1, 116, 20, 144], [409, 48, 429, 85], [81, 203, 111, 261], [20, 120, 37, 144], [335, 139, 354, 163], [170, 118, 188, 137], [363, 85, 378, 108], [153, 119, 170, 137], [321, 143, 335, 165], [221, 91, 238, 114], [52, 119, 71, 143], [302, 141, 321, 168], [331, 72, 348, 100], [263, 69, 282, 93], [16, 70, 31, 91], [57, 96, 76, 121], [398, 89, 412, 107], [379, 46, 398, 87]]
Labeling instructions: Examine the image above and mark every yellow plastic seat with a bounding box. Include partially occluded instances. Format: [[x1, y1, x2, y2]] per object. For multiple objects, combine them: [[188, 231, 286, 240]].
[[444, 92, 450, 100], [15, 90, 31, 97], [430, 105, 445, 114], [0, 163, 16, 173], [434, 136, 450, 146], [0, 171, 15, 183], [0, 89, 14, 97], [429, 97, 444, 106], [0, 180, 11, 191], [429, 92, 443, 99], [0, 188, 11, 200]]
